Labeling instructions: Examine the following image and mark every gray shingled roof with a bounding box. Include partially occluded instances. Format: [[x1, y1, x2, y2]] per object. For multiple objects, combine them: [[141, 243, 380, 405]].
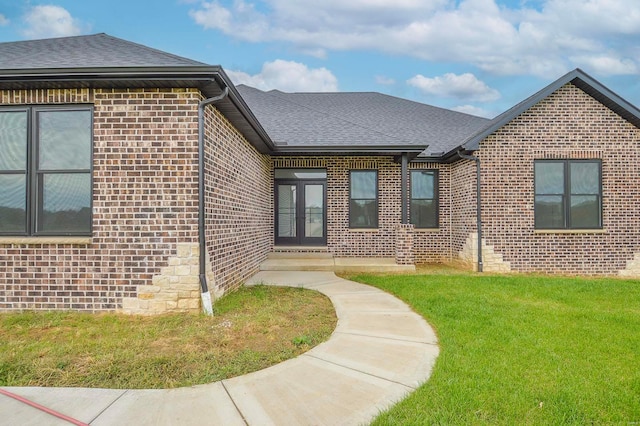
[[7, 36, 634, 161], [0, 33, 274, 153], [237, 85, 489, 156], [0, 33, 206, 69]]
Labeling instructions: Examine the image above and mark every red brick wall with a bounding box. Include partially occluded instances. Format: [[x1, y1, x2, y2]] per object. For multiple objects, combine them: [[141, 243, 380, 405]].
[[4, 82, 630, 312], [273, 156, 457, 261], [449, 159, 477, 257], [203, 105, 272, 294], [477, 83, 640, 274], [410, 162, 454, 263], [274, 156, 404, 257], [0, 88, 202, 311]]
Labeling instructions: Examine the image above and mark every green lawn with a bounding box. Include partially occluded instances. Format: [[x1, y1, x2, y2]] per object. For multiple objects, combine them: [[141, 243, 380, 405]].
[[347, 268, 640, 425], [0, 285, 335, 389]]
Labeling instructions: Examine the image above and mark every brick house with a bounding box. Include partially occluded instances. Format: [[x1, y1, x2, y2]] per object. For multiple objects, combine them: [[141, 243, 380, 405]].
[[1, 34, 639, 313]]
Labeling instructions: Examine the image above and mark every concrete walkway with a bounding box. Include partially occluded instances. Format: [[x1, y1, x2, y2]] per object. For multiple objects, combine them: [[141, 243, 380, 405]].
[[1, 271, 439, 426]]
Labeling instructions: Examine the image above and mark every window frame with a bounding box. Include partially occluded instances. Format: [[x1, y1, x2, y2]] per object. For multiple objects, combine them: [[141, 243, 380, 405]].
[[534, 159, 602, 230], [349, 169, 378, 228], [0, 105, 94, 237], [410, 169, 439, 228]]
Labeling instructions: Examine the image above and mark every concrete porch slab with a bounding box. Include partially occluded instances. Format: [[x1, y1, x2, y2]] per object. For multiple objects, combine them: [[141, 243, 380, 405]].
[[259, 254, 416, 273], [268, 250, 333, 259], [259, 258, 335, 271], [334, 257, 416, 273]]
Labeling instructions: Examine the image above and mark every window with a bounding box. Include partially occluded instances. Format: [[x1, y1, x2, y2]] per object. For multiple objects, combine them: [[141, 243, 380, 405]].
[[411, 170, 438, 228], [349, 170, 378, 228], [0, 106, 92, 236], [534, 160, 601, 229]]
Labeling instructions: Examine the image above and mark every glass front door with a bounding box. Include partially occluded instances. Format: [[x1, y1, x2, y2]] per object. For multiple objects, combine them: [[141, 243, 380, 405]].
[[275, 170, 326, 245]]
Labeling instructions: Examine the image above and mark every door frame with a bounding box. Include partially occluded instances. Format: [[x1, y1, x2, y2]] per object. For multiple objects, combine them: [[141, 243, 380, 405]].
[[275, 179, 327, 246]]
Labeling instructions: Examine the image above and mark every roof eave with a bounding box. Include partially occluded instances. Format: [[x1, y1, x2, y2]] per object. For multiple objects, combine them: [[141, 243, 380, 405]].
[[271, 145, 427, 156], [0, 66, 275, 153], [211, 69, 276, 153], [413, 149, 461, 163], [0, 65, 222, 78]]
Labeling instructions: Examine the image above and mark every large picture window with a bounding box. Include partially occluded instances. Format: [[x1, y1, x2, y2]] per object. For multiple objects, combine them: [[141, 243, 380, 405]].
[[349, 170, 378, 228], [534, 159, 601, 229], [0, 106, 92, 236], [410, 170, 438, 228]]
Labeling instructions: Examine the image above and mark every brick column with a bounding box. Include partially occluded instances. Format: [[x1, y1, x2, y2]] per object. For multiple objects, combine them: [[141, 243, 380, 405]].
[[395, 224, 415, 265]]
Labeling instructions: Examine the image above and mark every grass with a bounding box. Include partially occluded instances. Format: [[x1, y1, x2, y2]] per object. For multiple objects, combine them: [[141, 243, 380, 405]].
[[0, 285, 336, 389], [346, 267, 640, 425]]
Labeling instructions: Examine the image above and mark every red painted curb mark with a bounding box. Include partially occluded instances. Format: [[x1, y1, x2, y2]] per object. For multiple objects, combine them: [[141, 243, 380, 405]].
[[0, 388, 89, 426]]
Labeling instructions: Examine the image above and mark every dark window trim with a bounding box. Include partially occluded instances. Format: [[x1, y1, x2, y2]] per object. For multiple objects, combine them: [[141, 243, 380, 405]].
[[410, 169, 439, 228], [534, 159, 602, 230], [0, 104, 94, 237], [0, 107, 30, 235], [349, 169, 378, 229], [274, 168, 327, 180]]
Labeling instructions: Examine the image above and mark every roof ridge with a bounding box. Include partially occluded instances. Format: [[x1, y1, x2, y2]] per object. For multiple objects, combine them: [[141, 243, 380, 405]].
[[0, 33, 208, 67], [0, 32, 105, 45], [263, 89, 422, 145], [283, 90, 488, 120], [95, 33, 209, 66]]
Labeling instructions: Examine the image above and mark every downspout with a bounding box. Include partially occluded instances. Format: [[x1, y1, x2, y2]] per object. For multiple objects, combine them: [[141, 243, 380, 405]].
[[198, 85, 229, 315], [458, 150, 483, 273]]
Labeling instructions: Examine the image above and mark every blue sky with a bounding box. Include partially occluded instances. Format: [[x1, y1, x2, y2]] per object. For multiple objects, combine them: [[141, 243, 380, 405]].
[[1, 0, 639, 118]]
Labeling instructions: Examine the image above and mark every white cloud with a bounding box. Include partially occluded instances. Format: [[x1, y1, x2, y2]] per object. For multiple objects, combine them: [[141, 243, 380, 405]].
[[0, 14, 9, 26], [22, 5, 88, 39], [227, 59, 338, 92], [375, 75, 395, 85], [189, 0, 640, 77], [569, 54, 638, 75], [408, 73, 500, 102], [452, 105, 494, 118]]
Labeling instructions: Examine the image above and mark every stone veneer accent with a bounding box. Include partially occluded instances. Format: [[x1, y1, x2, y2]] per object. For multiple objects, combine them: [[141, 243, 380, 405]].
[[459, 233, 511, 273], [121, 243, 206, 314], [619, 253, 640, 277]]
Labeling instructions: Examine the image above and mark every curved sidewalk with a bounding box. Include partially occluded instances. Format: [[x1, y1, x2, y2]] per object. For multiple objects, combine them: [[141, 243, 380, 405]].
[[1, 271, 439, 426]]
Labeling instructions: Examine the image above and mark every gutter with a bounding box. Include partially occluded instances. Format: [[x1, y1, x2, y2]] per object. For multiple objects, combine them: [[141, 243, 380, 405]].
[[197, 85, 229, 315], [270, 145, 426, 156], [0, 66, 276, 155], [457, 150, 483, 273]]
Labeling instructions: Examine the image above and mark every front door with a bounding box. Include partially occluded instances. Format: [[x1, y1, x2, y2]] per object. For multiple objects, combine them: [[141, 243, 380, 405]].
[[275, 172, 326, 246]]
